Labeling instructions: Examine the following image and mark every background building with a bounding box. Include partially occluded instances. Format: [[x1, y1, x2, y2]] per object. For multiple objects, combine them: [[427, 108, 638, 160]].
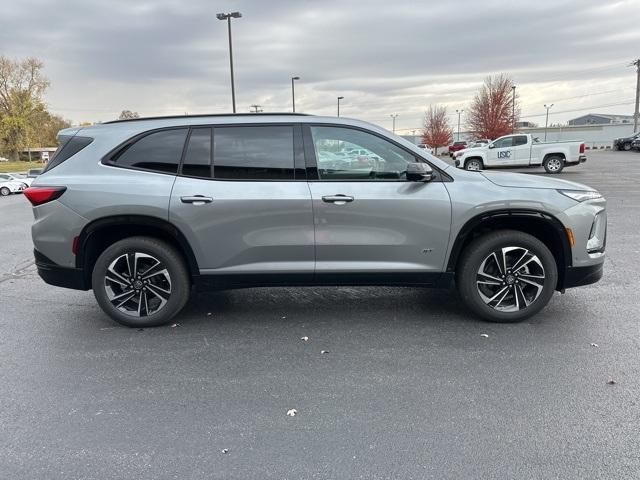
[[568, 113, 634, 126]]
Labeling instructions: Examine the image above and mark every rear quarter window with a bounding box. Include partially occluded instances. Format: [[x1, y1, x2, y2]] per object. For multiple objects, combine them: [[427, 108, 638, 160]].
[[109, 128, 188, 174], [43, 135, 94, 173]]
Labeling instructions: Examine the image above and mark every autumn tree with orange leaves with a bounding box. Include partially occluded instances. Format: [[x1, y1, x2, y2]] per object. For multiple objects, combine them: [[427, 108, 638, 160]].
[[421, 105, 452, 154], [467, 74, 519, 140]]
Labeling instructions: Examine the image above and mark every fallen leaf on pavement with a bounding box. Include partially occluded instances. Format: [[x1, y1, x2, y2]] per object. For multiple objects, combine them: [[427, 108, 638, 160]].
[[300, 336, 309, 342], [221, 448, 229, 454], [590, 343, 599, 347], [480, 334, 489, 338], [607, 378, 617, 385], [321, 350, 329, 354], [287, 409, 298, 417]]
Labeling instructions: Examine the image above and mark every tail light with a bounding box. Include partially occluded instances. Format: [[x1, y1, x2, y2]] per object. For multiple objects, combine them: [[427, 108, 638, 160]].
[[579, 143, 585, 154], [23, 186, 67, 206]]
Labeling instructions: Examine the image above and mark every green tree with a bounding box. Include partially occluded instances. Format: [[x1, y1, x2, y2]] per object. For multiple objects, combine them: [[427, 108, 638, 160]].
[[0, 56, 50, 159]]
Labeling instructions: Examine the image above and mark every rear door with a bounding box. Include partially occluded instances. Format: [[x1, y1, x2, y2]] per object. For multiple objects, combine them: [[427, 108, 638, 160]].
[[169, 124, 315, 277], [512, 135, 531, 166], [304, 125, 452, 281]]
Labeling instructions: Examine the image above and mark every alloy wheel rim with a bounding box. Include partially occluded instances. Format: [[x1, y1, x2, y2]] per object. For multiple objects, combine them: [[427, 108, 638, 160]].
[[547, 158, 561, 171], [467, 161, 480, 171], [104, 252, 172, 317], [476, 246, 545, 312]]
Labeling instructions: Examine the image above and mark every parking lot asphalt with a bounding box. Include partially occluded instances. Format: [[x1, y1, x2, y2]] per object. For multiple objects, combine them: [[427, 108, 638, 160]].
[[1, 150, 639, 479]]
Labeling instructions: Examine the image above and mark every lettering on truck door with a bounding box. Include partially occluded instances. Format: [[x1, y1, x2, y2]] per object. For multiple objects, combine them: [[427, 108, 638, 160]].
[[489, 136, 515, 166]]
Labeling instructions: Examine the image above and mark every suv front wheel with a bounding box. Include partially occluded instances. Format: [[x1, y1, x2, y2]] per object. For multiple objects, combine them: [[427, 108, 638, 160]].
[[457, 230, 558, 322], [92, 236, 190, 327]]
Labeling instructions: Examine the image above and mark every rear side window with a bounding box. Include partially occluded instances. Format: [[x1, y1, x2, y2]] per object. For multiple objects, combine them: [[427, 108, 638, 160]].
[[213, 126, 294, 180], [43, 135, 94, 173], [514, 135, 528, 146], [182, 128, 212, 178], [112, 128, 188, 174]]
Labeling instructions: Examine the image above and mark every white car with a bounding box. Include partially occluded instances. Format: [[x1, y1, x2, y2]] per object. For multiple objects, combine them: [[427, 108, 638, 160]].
[[0, 180, 26, 196], [0, 172, 32, 187], [454, 134, 586, 174]]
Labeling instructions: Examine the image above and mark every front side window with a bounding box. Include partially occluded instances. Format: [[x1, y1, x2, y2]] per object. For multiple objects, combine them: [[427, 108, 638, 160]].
[[310, 126, 417, 181], [493, 136, 514, 148], [213, 126, 295, 180], [113, 128, 188, 173]]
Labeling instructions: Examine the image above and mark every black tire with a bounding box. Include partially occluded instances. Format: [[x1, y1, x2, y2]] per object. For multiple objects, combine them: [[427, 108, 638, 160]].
[[0, 187, 10, 196], [623, 142, 632, 151], [465, 158, 483, 171], [92, 236, 190, 327], [543, 155, 564, 174], [457, 230, 558, 323]]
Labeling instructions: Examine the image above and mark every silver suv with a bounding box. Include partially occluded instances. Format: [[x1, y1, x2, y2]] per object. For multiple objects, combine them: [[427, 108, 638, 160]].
[[25, 114, 606, 327]]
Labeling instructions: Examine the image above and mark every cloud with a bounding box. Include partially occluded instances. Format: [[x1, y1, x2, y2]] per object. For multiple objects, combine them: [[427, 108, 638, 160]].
[[1, 0, 638, 131]]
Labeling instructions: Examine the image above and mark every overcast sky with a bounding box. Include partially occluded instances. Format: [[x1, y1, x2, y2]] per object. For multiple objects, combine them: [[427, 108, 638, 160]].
[[1, 0, 638, 133]]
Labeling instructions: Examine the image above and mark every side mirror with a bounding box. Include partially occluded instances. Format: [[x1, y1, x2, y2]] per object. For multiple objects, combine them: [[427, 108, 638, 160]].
[[488, 143, 495, 149], [406, 162, 434, 182]]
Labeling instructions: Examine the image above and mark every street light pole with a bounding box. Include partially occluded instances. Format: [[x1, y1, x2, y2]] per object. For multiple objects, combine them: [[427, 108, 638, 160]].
[[216, 11, 242, 113], [390, 114, 399, 133], [455, 109, 464, 141], [291, 76, 300, 113], [337, 96, 344, 117], [511, 85, 516, 133], [544, 104, 554, 141]]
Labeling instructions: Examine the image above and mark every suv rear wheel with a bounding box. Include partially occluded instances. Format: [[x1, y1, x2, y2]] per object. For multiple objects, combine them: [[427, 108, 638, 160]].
[[457, 230, 557, 322], [92, 236, 190, 327]]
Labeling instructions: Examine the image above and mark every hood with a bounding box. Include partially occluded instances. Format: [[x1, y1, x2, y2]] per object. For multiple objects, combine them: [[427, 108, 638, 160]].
[[480, 171, 596, 191], [458, 146, 485, 155]]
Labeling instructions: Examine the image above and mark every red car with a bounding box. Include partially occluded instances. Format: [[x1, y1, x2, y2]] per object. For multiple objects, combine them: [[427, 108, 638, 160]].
[[448, 140, 468, 157]]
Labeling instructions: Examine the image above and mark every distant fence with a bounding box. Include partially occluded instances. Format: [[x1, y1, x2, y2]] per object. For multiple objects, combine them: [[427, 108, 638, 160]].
[[402, 123, 637, 149]]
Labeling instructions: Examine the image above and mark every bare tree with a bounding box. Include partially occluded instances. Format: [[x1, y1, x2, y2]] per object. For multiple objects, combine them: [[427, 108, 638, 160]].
[[467, 74, 519, 140], [421, 104, 453, 155], [0, 56, 50, 159], [118, 110, 140, 120]]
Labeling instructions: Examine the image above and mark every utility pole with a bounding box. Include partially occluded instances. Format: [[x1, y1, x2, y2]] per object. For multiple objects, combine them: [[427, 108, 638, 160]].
[[544, 104, 554, 141], [337, 96, 344, 117], [291, 76, 300, 113], [216, 12, 242, 113], [249, 104, 263, 113], [633, 58, 640, 133], [390, 114, 399, 133], [455, 109, 464, 141], [511, 85, 516, 133]]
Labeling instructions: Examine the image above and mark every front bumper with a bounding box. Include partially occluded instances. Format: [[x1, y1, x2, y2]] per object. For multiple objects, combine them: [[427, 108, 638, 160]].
[[563, 262, 603, 289], [34, 249, 89, 290]]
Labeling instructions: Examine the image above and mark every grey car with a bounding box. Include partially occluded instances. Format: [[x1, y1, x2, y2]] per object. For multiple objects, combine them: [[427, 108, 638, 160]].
[[25, 113, 606, 327]]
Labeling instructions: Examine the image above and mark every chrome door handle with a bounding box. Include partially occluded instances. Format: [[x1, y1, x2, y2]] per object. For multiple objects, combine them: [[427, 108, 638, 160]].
[[181, 195, 213, 205], [322, 194, 354, 205]]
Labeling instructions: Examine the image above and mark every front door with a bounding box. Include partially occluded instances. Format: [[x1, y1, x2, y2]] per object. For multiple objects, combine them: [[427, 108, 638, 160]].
[[170, 125, 315, 277], [486, 135, 515, 167], [305, 125, 452, 282]]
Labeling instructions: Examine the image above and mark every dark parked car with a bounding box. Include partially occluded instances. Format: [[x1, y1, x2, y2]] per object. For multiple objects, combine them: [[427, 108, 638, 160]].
[[448, 141, 467, 157], [632, 138, 640, 151], [613, 132, 640, 151]]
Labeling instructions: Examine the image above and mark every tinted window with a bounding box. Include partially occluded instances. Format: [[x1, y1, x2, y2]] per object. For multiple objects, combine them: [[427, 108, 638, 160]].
[[514, 135, 528, 146], [213, 126, 294, 180], [182, 128, 212, 177], [493, 136, 514, 148], [310, 126, 417, 181], [43, 135, 94, 173], [114, 129, 188, 173]]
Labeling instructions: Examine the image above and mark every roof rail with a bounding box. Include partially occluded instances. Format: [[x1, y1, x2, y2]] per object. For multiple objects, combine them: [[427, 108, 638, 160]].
[[103, 112, 311, 124]]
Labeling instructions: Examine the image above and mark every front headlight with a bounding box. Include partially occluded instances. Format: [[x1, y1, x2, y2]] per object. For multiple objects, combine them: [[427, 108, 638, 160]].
[[558, 189, 602, 202], [587, 211, 606, 253]]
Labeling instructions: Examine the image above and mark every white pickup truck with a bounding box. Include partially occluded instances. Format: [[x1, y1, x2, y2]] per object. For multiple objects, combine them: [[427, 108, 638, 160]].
[[453, 134, 586, 174]]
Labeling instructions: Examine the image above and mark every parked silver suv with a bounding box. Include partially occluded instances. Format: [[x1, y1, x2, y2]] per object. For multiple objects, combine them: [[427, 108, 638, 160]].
[[25, 114, 606, 327]]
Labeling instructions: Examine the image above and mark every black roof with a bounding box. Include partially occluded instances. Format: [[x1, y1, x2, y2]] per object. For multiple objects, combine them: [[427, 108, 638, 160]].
[[103, 112, 311, 124]]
